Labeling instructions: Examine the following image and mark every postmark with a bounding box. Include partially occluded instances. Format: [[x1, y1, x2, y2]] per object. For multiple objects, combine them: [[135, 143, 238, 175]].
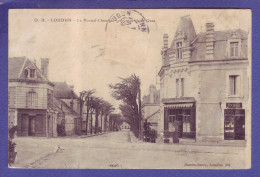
[[105, 10, 149, 33]]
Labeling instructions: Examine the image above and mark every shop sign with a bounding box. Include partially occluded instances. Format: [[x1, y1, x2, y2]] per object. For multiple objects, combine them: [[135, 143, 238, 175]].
[[226, 103, 242, 109]]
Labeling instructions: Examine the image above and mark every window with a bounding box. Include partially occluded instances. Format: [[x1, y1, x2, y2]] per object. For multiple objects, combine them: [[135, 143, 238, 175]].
[[183, 116, 191, 132], [230, 42, 238, 57], [29, 69, 35, 78], [25, 69, 36, 79], [229, 75, 240, 96], [176, 42, 182, 60], [176, 79, 179, 97], [176, 78, 184, 97], [181, 78, 184, 97], [26, 90, 37, 107]]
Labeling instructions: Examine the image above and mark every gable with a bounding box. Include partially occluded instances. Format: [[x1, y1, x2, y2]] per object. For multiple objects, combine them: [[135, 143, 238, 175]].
[[19, 59, 47, 81]]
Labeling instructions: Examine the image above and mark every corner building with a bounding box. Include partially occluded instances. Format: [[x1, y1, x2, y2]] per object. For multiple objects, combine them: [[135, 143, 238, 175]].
[[158, 15, 250, 143]]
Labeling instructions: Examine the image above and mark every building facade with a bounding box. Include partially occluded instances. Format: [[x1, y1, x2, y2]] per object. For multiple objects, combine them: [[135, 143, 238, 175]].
[[158, 15, 250, 143], [8, 57, 58, 137], [53, 82, 79, 135], [142, 85, 160, 132]]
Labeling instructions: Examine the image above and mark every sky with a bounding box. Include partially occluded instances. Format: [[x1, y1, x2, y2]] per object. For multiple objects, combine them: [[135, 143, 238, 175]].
[[9, 9, 251, 110]]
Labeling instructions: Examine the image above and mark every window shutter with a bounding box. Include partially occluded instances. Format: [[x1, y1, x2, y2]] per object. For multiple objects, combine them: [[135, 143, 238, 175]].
[[26, 92, 29, 107], [35, 92, 38, 107], [229, 76, 234, 95], [236, 76, 241, 96]]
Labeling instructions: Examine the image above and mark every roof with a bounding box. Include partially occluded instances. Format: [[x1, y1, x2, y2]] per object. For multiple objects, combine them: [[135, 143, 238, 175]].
[[171, 15, 197, 48], [53, 82, 79, 99], [8, 57, 26, 79], [8, 57, 50, 83], [53, 97, 78, 115], [191, 29, 248, 60]]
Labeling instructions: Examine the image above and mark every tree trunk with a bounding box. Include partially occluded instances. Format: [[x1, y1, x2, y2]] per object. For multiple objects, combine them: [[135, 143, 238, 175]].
[[86, 108, 89, 135], [90, 112, 93, 134], [95, 110, 98, 134], [100, 114, 103, 132]]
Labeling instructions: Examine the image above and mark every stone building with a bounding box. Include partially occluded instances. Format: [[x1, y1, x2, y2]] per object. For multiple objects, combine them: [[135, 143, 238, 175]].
[[8, 57, 58, 137], [142, 85, 160, 132], [53, 82, 79, 135], [158, 15, 250, 143]]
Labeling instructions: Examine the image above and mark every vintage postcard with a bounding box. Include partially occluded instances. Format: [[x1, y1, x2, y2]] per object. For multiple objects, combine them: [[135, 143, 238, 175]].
[[8, 9, 251, 169]]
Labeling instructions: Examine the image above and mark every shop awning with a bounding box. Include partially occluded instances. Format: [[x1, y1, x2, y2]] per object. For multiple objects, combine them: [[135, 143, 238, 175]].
[[164, 103, 193, 108]]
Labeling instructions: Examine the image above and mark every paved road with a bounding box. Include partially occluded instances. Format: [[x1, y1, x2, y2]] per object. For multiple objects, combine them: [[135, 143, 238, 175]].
[[13, 130, 248, 169]]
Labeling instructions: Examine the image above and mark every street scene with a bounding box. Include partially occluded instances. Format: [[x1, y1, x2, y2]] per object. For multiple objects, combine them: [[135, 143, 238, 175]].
[[8, 9, 251, 169]]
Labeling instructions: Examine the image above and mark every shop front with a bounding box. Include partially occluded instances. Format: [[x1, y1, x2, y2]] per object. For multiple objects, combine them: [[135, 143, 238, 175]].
[[17, 109, 47, 137], [163, 97, 196, 139], [224, 103, 245, 140]]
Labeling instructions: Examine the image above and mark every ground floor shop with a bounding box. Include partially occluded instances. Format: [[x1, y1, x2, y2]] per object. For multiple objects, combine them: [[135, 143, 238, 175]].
[[163, 98, 196, 139], [12, 109, 58, 137], [162, 98, 247, 142]]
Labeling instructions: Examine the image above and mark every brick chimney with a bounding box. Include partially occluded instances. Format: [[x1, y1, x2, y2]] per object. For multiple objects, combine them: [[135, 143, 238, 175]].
[[163, 34, 169, 49], [205, 23, 214, 59], [41, 58, 49, 79]]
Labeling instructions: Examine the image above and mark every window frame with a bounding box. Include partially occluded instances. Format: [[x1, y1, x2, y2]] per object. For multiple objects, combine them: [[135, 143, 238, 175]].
[[226, 71, 243, 98]]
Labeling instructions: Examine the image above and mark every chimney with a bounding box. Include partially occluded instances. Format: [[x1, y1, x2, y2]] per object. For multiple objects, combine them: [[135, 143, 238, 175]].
[[205, 22, 214, 59], [149, 85, 156, 104], [70, 100, 74, 110], [41, 58, 49, 79], [163, 34, 169, 49]]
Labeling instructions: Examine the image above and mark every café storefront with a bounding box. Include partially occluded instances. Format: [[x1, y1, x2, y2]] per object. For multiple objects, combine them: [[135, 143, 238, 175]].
[[163, 97, 196, 139]]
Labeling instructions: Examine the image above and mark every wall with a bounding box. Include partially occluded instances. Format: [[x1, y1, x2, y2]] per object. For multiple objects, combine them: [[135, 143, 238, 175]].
[[8, 81, 53, 110], [194, 60, 249, 142]]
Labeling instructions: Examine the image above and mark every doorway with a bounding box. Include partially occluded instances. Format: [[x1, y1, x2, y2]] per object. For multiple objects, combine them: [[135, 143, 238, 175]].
[[28, 116, 36, 136]]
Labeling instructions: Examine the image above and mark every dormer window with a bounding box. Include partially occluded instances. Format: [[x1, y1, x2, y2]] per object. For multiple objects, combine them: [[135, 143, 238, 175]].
[[25, 68, 36, 79], [30, 69, 35, 78], [230, 42, 238, 57], [176, 42, 182, 60]]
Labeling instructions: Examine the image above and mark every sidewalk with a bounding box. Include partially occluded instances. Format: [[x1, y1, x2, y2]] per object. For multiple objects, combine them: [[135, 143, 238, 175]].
[[128, 131, 247, 155]]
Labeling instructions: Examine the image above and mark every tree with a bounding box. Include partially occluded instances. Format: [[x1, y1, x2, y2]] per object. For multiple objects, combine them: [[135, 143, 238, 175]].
[[109, 113, 124, 131], [109, 74, 141, 137], [100, 101, 114, 132], [84, 89, 96, 135]]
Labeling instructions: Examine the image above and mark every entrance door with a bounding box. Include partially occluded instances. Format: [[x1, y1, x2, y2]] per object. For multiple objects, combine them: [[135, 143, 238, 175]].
[[28, 116, 36, 136], [234, 116, 245, 140]]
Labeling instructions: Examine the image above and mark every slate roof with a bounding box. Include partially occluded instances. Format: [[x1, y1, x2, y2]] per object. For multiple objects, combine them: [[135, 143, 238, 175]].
[[8, 57, 48, 81], [171, 15, 197, 48], [53, 82, 79, 99], [191, 29, 248, 60], [8, 57, 27, 79]]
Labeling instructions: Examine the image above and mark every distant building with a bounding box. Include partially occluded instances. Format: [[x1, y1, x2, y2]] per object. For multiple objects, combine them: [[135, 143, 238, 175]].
[[158, 15, 249, 143], [120, 122, 130, 129], [53, 82, 79, 135], [8, 57, 58, 137], [142, 85, 160, 132]]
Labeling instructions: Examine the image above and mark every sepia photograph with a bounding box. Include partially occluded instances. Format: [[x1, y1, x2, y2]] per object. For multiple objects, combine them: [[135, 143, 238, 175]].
[[8, 9, 251, 169]]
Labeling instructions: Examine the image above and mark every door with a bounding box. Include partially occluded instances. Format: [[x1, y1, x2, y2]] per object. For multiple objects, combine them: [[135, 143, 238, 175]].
[[28, 116, 36, 136], [234, 116, 245, 140]]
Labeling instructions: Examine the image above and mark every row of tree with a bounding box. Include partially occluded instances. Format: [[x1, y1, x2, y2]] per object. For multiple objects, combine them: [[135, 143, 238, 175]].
[[109, 74, 142, 138], [78, 90, 122, 135]]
